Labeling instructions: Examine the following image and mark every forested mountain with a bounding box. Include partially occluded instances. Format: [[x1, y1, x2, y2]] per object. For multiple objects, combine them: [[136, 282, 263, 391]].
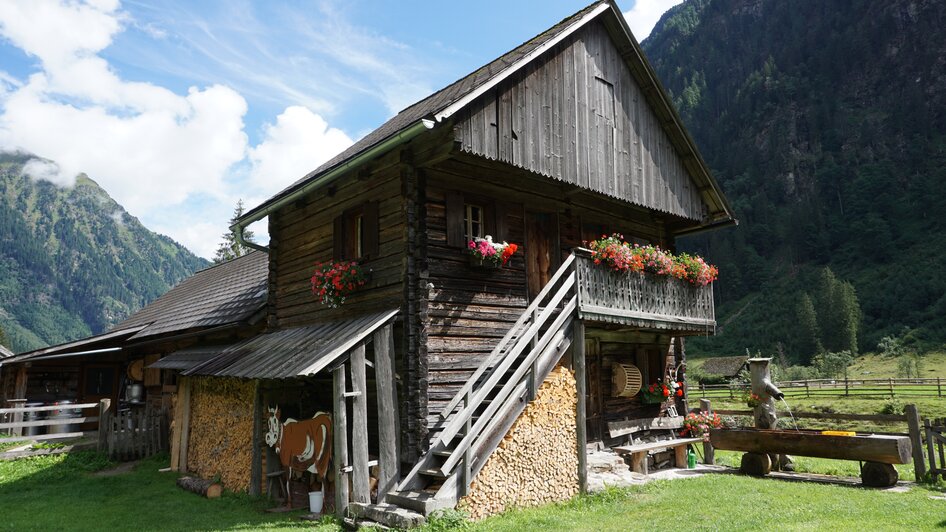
[[0, 152, 208, 353], [643, 0, 946, 360]]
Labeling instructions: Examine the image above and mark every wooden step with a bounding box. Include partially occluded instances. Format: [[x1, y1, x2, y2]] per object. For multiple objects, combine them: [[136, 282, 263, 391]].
[[385, 491, 456, 515], [419, 468, 448, 479]]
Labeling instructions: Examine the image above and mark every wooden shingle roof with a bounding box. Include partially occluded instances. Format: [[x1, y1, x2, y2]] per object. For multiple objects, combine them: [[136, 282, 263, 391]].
[[115, 250, 268, 339], [700, 356, 749, 377]]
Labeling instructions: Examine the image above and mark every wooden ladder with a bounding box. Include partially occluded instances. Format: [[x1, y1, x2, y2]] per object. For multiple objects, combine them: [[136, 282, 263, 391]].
[[386, 254, 580, 515]]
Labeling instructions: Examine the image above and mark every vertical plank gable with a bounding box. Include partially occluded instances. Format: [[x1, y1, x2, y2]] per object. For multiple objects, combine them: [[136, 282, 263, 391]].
[[452, 20, 706, 222]]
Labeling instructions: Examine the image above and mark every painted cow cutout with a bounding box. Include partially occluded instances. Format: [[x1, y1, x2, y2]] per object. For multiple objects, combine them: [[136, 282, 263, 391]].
[[265, 406, 333, 479]]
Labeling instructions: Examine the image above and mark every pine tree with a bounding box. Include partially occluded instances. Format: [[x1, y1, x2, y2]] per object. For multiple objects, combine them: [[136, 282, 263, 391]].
[[213, 200, 256, 264], [795, 293, 822, 362]]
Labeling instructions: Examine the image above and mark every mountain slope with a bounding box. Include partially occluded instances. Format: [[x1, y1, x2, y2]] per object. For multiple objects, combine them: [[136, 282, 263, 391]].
[[0, 152, 209, 352], [643, 0, 946, 359]]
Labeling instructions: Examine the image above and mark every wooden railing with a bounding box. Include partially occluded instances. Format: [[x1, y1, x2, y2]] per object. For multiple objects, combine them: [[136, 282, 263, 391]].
[[0, 401, 107, 444], [573, 250, 715, 331], [696, 378, 945, 399]]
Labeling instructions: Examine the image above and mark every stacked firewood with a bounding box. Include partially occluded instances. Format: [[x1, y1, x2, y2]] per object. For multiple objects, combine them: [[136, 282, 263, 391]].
[[187, 377, 255, 491], [460, 365, 579, 520]]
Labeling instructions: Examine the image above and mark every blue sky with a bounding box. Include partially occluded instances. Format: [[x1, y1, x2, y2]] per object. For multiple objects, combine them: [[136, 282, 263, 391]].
[[0, 0, 680, 258]]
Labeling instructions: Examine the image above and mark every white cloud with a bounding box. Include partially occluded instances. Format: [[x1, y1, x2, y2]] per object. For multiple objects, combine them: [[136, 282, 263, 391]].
[[623, 0, 684, 41], [0, 0, 355, 259], [248, 106, 352, 194]]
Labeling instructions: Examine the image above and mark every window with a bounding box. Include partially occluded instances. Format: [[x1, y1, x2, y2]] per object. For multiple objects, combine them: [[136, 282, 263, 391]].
[[464, 204, 484, 240], [333, 201, 378, 261]]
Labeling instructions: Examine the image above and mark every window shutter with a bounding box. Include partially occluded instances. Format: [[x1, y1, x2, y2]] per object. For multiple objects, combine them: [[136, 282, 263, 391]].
[[333, 214, 346, 260], [364, 201, 380, 258], [445, 191, 464, 247]]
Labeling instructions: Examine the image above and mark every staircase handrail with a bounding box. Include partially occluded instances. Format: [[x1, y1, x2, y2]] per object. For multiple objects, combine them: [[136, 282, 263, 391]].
[[436, 253, 577, 421]]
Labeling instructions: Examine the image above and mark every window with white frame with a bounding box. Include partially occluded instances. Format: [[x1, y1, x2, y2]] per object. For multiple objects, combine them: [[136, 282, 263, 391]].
[[464, 204, 484, 240]]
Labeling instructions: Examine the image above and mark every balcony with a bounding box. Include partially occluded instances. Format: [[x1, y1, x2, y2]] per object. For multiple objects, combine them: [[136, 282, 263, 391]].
[[573, 251, 715, 333]]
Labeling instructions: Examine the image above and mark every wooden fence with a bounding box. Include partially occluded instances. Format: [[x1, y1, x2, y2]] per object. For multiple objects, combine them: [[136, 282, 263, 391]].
[[700, 400, 930, 482], [925, 418, 946, 482], [0, 401, 107, 443], [103, 406, 167, 461], [1, 400, 166, 462], [696, 377, 944, 400]]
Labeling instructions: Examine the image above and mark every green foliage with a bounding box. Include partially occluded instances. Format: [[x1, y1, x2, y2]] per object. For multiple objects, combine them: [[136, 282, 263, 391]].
[[811, 350, 854, 379], [896, 354, 923, 379], [0, 154, 208, 352], [421, 508, 471, 531], [878, 398, 905, 416], [795, 293, 822, 360], [212, 199, 256, 264], [646, 1, 946, 358], [878, 335, 906, 358]]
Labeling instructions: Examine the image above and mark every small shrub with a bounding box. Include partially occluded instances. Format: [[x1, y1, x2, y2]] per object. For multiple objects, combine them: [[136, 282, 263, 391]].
[[878, 399, 905, 416], [422, 508, 470, 531]]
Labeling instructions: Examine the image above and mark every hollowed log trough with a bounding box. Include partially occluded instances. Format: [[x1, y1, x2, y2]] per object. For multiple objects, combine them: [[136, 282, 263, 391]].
[[710, 428, 912, 487]]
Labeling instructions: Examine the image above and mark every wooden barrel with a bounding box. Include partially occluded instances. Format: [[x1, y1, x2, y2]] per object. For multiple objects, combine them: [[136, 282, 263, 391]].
[[612, 363, 642, 397]]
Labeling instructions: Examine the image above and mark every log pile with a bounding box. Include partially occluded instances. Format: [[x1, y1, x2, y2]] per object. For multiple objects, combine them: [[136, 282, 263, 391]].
[[186, 377, 255, 492], [460, 365, 579, 520], [177, 476, 223, 498]]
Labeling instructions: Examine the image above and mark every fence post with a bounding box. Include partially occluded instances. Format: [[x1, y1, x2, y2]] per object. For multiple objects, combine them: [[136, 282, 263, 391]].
[[925, 419, 939, 482], [938, 377, 942, 398], [97, 399, 111, 453], [844, 378, 849, 396], [905, 404, 926, 483], [805, 381, 810, 398], [889, 378, 894, 397], [700, 398, 715, 465]]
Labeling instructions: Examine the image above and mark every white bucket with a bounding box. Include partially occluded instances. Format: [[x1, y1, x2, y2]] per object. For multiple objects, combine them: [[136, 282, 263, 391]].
[[308, 490, 324, 514]]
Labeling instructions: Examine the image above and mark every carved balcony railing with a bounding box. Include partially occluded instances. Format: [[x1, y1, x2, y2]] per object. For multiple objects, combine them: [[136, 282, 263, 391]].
[[573, 250, 715, 333]]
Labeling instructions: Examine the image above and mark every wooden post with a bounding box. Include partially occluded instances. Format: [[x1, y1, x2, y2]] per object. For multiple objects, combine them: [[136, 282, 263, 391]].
[[12, 366, 27, 437], [805, 381, 810, 398], [844, 378, 849, 396], [333, 364, 350, 517], [925, 419, 938, 482], [905, 404, 926, 482], [573, 321, 587, 493], [178, 377, 192, 473], [97, 399, 112, 453], [889, 378, 894, 397], [676, 337, 688, 413], [249, 381, 262, 497], [700, 398, 715, 465], [350, 345, 370, 505], [372, 325, 399, 502], [938, 377, 942, 398]]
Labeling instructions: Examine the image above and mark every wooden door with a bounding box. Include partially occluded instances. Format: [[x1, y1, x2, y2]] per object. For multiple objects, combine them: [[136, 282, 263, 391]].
[[525, 211, 559, 298]]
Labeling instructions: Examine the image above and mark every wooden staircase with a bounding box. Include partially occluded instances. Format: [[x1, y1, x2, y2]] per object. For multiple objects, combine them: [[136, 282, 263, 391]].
[[381, 254, 580, 517]]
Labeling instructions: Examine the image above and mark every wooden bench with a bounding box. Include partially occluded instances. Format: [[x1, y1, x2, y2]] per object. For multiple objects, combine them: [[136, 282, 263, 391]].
[[614, 437, 702, 474]]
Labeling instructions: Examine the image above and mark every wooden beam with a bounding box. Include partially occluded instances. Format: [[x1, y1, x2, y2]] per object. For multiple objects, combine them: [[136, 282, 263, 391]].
[[905, 404, 926, 482], [350, 345, 371, 504], [12, 367, 27, 437], [573, 320, 587, 494], [97, 399, 111, 454], [177, 377, 192, 473], [373, 324, 400, 501], [249, 381, 262, 497], [333, 363, 350, 518], [710, 429, 913, 465], [700, 399, 715, 465]]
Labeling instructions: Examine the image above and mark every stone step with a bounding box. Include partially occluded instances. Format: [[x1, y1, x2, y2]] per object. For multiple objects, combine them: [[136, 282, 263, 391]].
[[349, 502, 426, 529]]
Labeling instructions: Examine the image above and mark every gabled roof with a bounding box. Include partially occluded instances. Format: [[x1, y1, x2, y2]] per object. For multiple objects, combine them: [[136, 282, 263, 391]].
[[239, 0, 734, 232], [700, 356, 749, 377], [115, 250, 268, 339]]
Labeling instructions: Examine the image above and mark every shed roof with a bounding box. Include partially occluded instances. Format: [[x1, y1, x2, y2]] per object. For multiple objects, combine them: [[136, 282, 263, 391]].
[[115, 250, 268, 339], [240, 0, 733, 230], [147, 346, 224, 371], [182, 309, 398, 379], [700, 356, 749, 377], [0, 344, 14, 359]]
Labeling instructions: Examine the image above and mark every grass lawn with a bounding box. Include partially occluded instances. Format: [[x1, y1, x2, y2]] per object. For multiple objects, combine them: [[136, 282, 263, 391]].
[[472, 475, 946, 531], [1, 450, 943, 531]]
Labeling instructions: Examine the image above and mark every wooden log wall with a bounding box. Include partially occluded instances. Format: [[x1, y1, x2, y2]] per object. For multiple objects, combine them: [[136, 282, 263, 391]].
[[584, 330, 673, 444], [422, 163, 671, 425], [460, 365, 579, 520], [268, 166, 407, 329], [453, 20, 706, 222], [186, 377, 256, 492]]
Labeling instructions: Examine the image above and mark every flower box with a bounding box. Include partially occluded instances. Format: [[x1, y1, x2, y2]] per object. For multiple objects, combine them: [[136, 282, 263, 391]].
[[467, 236, 518, 269], [468, 255, 502, 269]]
